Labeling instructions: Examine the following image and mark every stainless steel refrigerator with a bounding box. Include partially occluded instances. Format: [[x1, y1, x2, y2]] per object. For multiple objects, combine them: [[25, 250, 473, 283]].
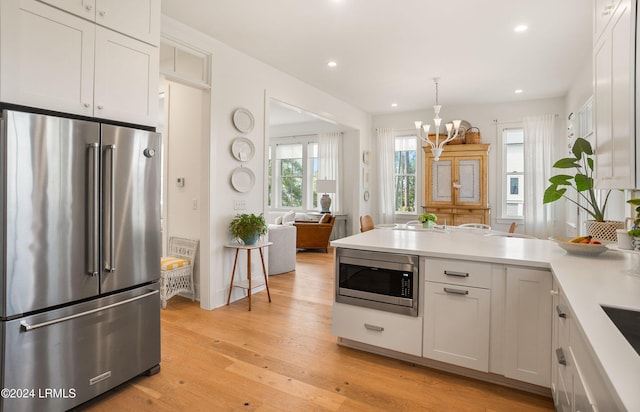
[[0, 109, 162, 411]]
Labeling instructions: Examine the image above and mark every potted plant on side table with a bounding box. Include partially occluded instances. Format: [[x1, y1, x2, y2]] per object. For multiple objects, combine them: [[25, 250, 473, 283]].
[[418, 213, 437, 228], [543, 137, 622, 241], [229, 213, 268, 245]]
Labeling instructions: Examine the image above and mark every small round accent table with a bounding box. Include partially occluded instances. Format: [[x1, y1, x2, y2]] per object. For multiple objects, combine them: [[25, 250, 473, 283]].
[[225, 242, 273, 310]]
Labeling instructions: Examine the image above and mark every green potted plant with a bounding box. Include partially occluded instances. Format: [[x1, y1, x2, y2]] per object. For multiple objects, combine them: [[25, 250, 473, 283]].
[[543, 137, 620, 241], [418, 213, 437, 228], [229, 213, 267, 245]]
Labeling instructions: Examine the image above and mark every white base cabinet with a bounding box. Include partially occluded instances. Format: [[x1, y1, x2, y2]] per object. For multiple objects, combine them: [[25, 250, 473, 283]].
[[423, 258, 491, 372], [331, 302, 423, 357], [551, 282, 623, 411], [0, 0, 159, 127], [503, 266, 552, 387]]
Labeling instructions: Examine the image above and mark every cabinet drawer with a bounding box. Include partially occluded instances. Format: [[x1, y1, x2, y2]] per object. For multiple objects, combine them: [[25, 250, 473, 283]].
[[331, 302, 423, 356], [425, 258, 491, 288]]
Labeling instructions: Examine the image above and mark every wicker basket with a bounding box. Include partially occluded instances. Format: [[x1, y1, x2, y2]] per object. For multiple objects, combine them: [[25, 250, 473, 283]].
[[427, 133, 463, 145], [465, 127, 482, 144], [586, 220, 625, 242]]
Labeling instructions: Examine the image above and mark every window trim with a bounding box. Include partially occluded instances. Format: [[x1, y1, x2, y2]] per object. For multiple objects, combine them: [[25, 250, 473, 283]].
[[393, 134, 420, 215], [268, 135, 319, 211], [497, 124, 525, 223]]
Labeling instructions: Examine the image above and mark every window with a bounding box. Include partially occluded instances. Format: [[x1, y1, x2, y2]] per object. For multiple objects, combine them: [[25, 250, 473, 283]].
[[268, 137, 318, 210], [394, 135, 417, 212], [502, 127, 524, 218]]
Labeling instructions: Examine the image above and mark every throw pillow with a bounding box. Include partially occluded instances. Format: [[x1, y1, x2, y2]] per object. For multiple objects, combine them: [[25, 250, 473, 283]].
[[282, 210, 296, 225], [274, 215, 283, 225]]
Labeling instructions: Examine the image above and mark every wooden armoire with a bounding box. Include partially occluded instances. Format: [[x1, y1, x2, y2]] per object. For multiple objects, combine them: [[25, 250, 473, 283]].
[[423, 144, 491, 226]]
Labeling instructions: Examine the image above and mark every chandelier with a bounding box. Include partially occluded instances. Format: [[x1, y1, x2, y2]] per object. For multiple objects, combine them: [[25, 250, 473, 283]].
[[414, 77, 461, 161]]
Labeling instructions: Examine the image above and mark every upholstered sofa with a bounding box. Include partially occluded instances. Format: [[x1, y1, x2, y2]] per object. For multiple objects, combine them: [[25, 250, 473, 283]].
[[293, 215, 335, 252]]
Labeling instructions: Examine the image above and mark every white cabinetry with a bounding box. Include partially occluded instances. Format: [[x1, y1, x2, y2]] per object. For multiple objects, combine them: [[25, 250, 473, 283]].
[[593, 0, 636, 189], [0, 0, 158, 126], [331, 302, 423, 357], [503, 266, 552, 387], [551, 282, 623, 411], [423, 258, 491, 372], [38, 0, 160, 45], [594, 0, 622, 42]]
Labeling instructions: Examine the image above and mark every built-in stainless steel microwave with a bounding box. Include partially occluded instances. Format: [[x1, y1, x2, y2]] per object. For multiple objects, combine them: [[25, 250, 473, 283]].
[[335, 248, 419, 316]]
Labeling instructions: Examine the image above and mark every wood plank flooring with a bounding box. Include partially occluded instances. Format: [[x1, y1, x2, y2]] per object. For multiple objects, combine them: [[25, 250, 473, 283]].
[[80, 248, 554, 411]]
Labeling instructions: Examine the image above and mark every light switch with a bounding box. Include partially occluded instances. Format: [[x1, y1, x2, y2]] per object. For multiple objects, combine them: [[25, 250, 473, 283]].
[[233, 199, 246, 210], [176, 177, 185, 187]]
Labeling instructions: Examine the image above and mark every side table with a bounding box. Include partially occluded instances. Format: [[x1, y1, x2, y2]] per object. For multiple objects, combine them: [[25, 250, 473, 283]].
[[225, 242, 272, 310]]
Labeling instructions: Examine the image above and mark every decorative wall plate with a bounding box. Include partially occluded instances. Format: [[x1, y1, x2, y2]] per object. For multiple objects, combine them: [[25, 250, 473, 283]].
[[230, 167, 255, 193], [231, 137, 255, 162], [232, 108, 255, 133]]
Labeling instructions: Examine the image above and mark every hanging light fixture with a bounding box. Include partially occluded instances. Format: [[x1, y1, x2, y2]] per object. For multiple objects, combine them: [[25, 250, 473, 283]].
[[414, 77, 461, 161]]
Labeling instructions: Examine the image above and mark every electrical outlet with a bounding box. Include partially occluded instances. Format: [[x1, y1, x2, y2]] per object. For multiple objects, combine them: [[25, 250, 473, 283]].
[[192, 199, 198, 210], [233, 199, 246, 210]]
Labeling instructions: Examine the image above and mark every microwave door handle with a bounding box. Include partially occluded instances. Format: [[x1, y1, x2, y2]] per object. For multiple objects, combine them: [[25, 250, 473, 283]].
[[87, 143, 99, 277], [104, 144, 116, 273]]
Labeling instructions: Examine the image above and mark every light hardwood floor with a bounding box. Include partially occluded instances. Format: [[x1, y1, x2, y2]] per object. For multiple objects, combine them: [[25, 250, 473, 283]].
[[81, 248, 554, 411]]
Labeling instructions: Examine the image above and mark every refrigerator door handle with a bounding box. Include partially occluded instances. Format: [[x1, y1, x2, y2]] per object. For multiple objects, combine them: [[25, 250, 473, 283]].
[[87, 143, 100, 276], [19, 290, 159, 331], [104, 144, 116, 273]]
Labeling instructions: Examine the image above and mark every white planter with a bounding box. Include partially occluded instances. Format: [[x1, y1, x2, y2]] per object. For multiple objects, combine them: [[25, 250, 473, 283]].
[[586, 220, 624, 242]]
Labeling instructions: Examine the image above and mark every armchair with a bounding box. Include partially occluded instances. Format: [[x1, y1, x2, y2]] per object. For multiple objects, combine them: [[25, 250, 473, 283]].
[[294, 215, 335, 252]]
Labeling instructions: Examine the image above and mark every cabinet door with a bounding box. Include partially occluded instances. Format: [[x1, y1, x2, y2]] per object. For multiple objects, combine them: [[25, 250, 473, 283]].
[[39, 0, 159, 45], [455, 156, 483, 207], [0, 0, 94, 117], [594, 0, 622, 42], [38, 0, 96, 21], [593, 0, 634, 189], [504, 266, 552, 387], [95, 0, 160, 45], [423, 281, 490, 371], [94, 26, 158, 126], [426, 157, 453, 205]]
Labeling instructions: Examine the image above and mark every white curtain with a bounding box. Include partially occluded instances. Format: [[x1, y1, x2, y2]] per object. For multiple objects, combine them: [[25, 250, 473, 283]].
[[376, 128, 396, 224], [524, 115, 556, 238], [318, 132, 341, 212]]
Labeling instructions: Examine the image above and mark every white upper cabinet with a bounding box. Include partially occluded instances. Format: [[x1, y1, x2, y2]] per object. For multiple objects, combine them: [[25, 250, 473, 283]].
[[0, 0, 159, 126], [94, 27, 158, 125], [0, 0, 95, 117], [593, 0, 636, 189], [37, 0, 160, 45], [594, 0, 622, 42]]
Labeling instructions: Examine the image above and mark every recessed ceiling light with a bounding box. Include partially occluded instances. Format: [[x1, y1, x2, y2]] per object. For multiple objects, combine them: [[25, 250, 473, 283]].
[[327, 61, 337, 68], [391, 103, 398, 108], [514, 25, 528, 32], [514, 89, 523, 94]]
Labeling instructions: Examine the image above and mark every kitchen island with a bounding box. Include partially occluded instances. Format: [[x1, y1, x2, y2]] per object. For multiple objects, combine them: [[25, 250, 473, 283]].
[[331, 228, 640, 411]]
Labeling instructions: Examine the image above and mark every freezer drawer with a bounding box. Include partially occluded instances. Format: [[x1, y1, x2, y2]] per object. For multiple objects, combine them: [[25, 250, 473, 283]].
[[0, 284, 161, 412]]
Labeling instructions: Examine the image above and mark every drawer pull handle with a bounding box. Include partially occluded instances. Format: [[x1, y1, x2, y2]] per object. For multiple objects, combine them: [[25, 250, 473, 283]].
[[444, 270, 469, 278], [364, 323, 384, 332], [556, 348, 567, 365], [444, 287, 469, 295], [556, 304, 567, 318]]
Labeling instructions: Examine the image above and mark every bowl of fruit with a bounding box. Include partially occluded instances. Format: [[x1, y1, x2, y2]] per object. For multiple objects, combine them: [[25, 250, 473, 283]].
[[552, 236, 609, 256]]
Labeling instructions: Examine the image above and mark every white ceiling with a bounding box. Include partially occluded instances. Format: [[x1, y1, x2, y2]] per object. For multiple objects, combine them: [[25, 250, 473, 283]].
[[161, 0, 592, 115]]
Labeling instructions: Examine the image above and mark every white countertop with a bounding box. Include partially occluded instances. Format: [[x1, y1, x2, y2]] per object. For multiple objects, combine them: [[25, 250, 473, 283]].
[[331, 228, 640, 410]]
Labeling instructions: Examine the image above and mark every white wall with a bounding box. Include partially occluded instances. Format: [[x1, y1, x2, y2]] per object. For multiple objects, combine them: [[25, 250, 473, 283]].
[[372, 97, 566, 234], [162, 15, 371, 310]]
